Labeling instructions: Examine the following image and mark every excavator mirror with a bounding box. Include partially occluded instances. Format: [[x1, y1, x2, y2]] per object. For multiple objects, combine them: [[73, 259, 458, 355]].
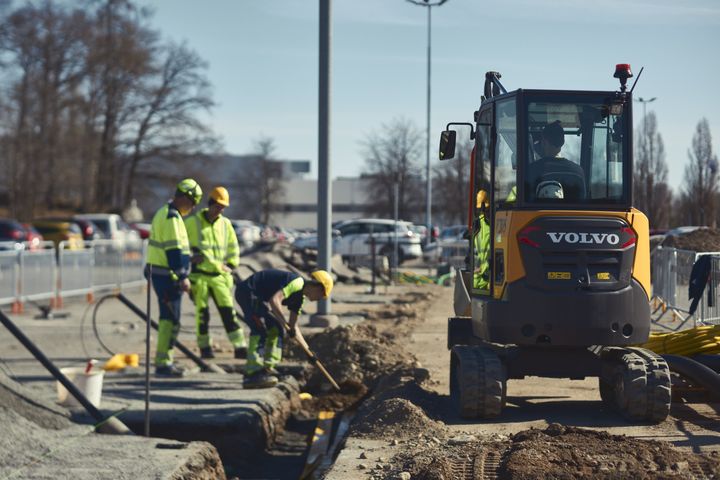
[[439, 130, 456, 161]]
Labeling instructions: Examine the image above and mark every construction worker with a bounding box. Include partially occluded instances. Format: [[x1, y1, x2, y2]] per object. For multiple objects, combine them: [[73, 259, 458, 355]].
[[185, 187, 247, 359], [473, 189, 491, 292], [235, 269, 333, 389], [146, 178, 202, 376]]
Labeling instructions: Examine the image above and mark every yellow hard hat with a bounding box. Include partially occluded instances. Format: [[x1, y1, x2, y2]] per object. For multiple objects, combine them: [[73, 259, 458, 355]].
[[177, 178, 202, 205], [310, 270, 334, 298], [210, 186, 230, 207], [476, 189, 489, 209]]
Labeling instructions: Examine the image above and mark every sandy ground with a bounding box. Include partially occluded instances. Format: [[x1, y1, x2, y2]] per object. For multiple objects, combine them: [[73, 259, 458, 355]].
[[410, 285, 720, 452], [328, 281, 720, 480]]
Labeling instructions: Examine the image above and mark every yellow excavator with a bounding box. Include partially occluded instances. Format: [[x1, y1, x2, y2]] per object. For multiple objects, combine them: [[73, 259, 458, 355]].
[[439, 65, 671, 422]]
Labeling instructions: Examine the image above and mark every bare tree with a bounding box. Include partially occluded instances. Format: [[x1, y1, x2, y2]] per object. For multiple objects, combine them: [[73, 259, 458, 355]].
[[633, 112, 672, 229], [0, 0, 218, 218], [360, 118, 424, 221], [121, 41, 217, 206], [86, 0, 156, 210], [679, 118, 718, 226], [433, 141, 471, 225], [234, 137, 286, 224]]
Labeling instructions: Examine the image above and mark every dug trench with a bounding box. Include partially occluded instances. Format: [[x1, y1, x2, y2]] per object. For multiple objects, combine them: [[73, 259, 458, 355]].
[[119, 284, 720, 479]]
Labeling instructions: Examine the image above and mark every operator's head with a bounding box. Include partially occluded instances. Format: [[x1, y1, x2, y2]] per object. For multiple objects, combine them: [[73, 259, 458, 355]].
[[541, 121, 565, 157], [208, 186, 230, 219], [304, 270, 334, 301], [174, 178, 202, 216]]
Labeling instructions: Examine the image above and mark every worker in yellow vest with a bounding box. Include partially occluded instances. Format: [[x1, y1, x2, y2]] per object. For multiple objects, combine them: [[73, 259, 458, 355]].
[[146, 178, 202, 376], [185, 187, 247, 359], [473, 190, 491, 292]]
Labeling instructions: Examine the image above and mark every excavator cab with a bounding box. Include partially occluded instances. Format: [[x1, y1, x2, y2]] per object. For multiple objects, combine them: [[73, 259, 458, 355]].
[[439, 65, 671, 422]]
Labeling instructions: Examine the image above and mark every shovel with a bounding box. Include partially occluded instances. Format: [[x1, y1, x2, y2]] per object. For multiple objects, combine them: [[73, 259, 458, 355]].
[[280, 320, 341, 392]]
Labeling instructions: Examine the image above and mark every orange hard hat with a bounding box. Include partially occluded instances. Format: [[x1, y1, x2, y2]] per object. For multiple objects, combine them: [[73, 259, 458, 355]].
[[210, 186, 230, 207]]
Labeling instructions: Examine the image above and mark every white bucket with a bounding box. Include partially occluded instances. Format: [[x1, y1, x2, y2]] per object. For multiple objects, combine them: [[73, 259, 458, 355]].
[[56, 367, 105, 408]]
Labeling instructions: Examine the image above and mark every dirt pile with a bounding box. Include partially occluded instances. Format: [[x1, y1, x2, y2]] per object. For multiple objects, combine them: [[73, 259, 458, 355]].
[[289, 323, 417, 391], [289, 291, 435, 394], [351, 398, 446, 439], [384, 424, 720, 480], [663, 228, 720, 252]]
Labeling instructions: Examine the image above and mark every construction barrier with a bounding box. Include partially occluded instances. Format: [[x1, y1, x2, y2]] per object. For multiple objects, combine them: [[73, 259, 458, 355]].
[[651, 247, 720, 327], [0, 244, 20, 306], [57, 241, 94, 299], [0, 239, 148, 310], [19, 241, 56, 303]]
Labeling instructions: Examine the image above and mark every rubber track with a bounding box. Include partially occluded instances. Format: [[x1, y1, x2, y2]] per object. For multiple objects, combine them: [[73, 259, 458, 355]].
[[627, 347, 672, 423], [451, 346, 504, 418], [617, 351, 648, 421]]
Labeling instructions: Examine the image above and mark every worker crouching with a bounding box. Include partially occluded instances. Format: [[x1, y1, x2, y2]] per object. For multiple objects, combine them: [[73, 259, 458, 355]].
[[185, 187, 247, 360], [235, 269, 333, 389]]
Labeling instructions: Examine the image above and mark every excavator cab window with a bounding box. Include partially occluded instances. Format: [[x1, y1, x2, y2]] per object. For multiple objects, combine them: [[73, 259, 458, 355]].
[[522, 94, 630, 207]]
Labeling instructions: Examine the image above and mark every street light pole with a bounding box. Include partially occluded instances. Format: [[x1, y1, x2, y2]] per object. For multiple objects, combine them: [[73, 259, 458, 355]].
[[407, 0, 448, 237], [635, 97, 657, 148]]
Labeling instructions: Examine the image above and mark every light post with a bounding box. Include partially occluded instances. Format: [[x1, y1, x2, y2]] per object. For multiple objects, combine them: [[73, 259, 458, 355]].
[[406, 0, 448, 238], [635, 96, 657, 156], [635, 96, 657, 220]]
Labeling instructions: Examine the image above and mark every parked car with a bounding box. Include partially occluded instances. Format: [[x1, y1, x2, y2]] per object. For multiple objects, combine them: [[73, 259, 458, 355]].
[[74, 218, 104, 241], [31, 220, 84, 250], [423, 225, 469, 263], [40, 217, 103, 241], [230, 219, 261, 250], [293, 218, 423, 265], [21, 223, 43, 250], [74, 213, 141, 249], [130, 222, 151, 240], [0, 219, 28, 249]]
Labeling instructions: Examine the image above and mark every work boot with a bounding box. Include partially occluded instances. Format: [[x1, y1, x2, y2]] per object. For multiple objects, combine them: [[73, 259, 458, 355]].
[[234, 347, 247, 359], [200, 346, 215, 359], [264, 366, 280, 376], [243, 371, 278, 389], [155, 364, 187, 377]]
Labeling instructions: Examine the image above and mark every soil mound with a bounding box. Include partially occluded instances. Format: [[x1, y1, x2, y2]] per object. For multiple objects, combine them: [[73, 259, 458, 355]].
[[386, 423, 720, 480], [503, 424, 720, 479], [662, 228, 720, 252], [288, 323, 416, 391], [350, 398, 446, 439]]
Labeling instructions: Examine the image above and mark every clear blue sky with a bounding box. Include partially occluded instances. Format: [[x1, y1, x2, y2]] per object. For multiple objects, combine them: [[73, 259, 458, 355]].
[[142, 0, 720, 192]]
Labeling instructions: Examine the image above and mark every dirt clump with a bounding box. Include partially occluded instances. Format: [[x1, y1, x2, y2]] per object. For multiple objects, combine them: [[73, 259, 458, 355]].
[[662, 228, 720, 252]]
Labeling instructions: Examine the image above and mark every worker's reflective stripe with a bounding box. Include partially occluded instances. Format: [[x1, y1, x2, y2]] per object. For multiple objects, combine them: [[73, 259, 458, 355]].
[[282, 277, 305, 298], [148, 265, 173, 276], [149, 239, 184, 249]]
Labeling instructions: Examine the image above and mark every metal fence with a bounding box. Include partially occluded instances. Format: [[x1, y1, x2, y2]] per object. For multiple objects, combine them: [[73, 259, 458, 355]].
[[651, 246, 720, 327], [0, 239, 148, 309]]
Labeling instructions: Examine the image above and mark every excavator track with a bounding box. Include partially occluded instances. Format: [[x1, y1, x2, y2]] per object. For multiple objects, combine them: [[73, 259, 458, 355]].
[[598, 346, 671, 423], [450, 345, 505, 419]]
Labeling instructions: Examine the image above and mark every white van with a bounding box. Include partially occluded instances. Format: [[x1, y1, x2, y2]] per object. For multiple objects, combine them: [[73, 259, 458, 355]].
[[74, 213, 141, 249]]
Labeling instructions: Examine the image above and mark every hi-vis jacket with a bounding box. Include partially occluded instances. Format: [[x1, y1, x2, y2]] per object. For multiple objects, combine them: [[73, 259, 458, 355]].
[[147, 202, 191, 280], [185, 209, 240, 275]]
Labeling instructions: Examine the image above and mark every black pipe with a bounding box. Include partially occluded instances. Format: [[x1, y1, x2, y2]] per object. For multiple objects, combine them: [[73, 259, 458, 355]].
[[662, 354, 720, 398], [0, 310, 132, 435], [691, 355, 720, 374], [116, 293, 225, 374]]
